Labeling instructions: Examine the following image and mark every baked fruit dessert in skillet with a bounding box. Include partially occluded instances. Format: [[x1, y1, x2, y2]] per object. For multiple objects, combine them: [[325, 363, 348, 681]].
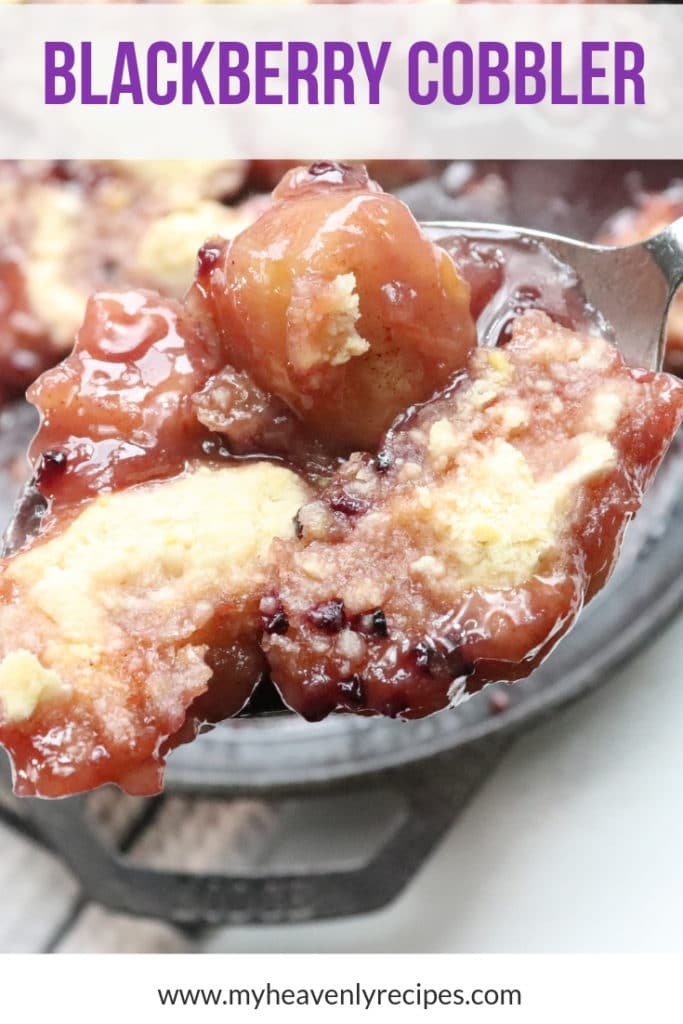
[[0, 163, 681, 797], [0, 159, 259, 403]]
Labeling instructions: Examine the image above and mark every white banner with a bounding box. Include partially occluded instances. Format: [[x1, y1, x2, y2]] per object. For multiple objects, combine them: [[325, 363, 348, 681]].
[[1, 953, 682, 1020], [0, 4, 679, 159]]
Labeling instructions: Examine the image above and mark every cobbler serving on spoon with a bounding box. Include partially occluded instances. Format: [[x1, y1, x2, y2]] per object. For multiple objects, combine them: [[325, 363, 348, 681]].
[[0, 163, 681, 797]]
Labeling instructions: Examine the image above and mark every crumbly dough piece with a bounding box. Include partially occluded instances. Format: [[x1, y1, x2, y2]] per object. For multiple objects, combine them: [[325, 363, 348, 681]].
[[0, 461, 308, 796]]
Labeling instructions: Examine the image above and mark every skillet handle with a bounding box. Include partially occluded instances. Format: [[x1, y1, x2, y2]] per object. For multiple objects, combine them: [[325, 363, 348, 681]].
[[17, 733, 511, 926]]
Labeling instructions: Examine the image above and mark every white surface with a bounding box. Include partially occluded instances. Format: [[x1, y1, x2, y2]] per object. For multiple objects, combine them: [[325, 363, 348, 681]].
[[203, 609, 683, 954]]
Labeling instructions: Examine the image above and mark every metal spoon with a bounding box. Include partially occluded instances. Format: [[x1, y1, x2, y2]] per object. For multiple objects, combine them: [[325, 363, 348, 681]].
[[422, 217, 683, 372]]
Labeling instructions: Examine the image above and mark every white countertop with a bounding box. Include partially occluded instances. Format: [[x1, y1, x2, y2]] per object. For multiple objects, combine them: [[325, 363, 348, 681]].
[[204, 609, 683, 954]]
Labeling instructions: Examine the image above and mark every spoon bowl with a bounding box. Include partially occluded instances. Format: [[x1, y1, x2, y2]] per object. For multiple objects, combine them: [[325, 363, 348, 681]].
[[422, 216, 683, 372]]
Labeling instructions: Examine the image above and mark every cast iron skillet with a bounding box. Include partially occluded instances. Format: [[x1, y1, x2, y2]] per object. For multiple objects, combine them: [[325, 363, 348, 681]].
[[2, 161, 683, 925]]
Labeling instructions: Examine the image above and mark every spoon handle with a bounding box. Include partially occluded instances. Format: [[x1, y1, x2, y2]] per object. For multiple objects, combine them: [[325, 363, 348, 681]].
[[644, 215, 683, 302]]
